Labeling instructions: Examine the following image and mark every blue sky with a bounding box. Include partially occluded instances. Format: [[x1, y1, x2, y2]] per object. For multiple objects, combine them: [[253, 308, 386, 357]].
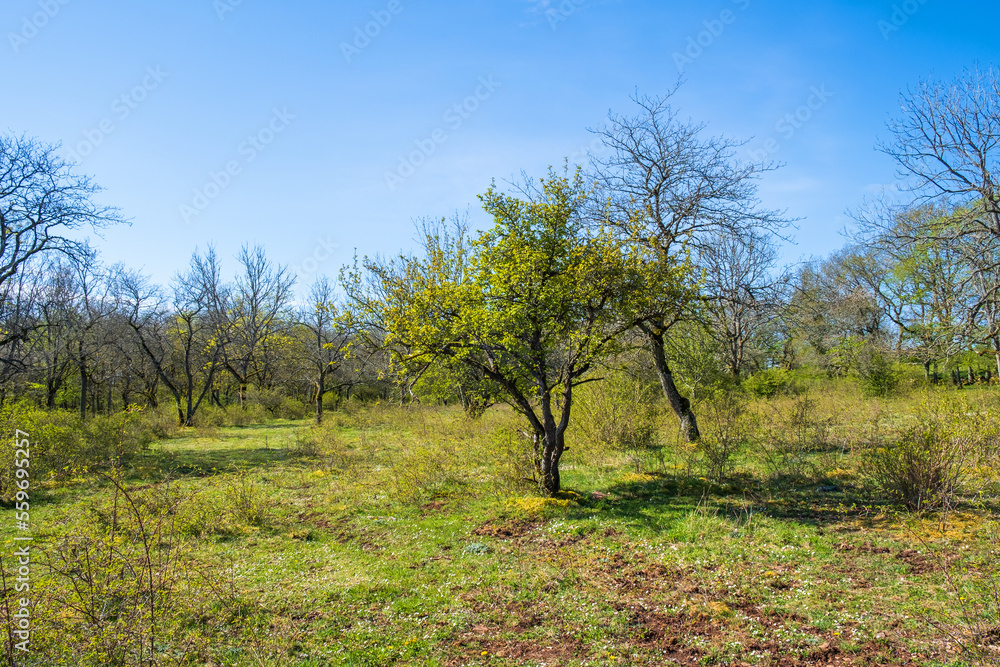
[[3, 0, 998, 294]]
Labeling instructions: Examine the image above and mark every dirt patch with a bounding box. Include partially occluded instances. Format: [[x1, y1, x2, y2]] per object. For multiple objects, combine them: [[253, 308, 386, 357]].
[[473, 517, 542, 539], [629, 607, 718, 658], [532, 532, 590, 549], [450, 635, 584, 665], [422, 500, 447, 511], [837, 541, 891, 554], [895, 548, 937, 574], [613, 562, 685, 594]]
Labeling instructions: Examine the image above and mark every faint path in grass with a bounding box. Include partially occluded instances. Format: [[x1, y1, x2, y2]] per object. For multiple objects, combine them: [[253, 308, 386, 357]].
[[137, 419, 310, 479]]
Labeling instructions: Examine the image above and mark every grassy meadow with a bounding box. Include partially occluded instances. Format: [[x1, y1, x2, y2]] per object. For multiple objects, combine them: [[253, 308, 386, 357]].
[[2, 374, 999, 666]]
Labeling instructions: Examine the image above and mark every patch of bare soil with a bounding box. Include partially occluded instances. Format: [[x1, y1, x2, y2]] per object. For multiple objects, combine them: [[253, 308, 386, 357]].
[[894, 548, 937, 574], [449, 631, 584, 666], [473, 517, 542, 539], [422, 500, 447, 512]]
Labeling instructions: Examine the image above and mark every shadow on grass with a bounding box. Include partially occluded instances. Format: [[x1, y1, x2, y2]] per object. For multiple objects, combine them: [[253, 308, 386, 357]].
[[137, 447, 295, 479], [122, 422, 308, 482], [562, 470, 892, 532]]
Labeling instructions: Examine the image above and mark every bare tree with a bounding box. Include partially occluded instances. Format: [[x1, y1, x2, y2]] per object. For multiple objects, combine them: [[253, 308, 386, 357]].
[[967, 234, 1000, 375], [0, 257, 43, 393], [0, 135, 124, 289], [30, 260, 77, 407], [299, 277, 353, 425], [866, 67, 1000, 358], [223, 245, 295, 405], [590, 89, 789, 440], [117, 249, 228, 426], [879, 67, 1000, 242], [699, 229, 788, 377], [66, 250, 118, 419]]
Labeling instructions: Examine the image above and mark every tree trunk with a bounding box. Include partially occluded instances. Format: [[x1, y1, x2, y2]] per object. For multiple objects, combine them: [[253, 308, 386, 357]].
[[644, 328, 700, 442], [538, 411, 564, 496], [537, 383, 574, 496], [923, 359, 931, 381], [315, 376, 325, 426], [79, 357, 88, 420], [46, 378, 58, 409]]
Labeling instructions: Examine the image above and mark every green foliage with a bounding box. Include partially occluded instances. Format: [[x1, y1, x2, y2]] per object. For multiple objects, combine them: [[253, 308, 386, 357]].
[[759, 397, 835, 480], [225, 472, 270, 526], [574, 372, 660, 466], [12, 473, 233, 665], [667, 321, 735, 400], [192, 403, 270, 428], [855, 346, 901, 397], [0, 404, 152, 500], [742, 367, 792, 398], [348, 166, 696, 494], [861, 404, 982, 511], [697, 392, 755, 480], [482, 424, 538, 496]]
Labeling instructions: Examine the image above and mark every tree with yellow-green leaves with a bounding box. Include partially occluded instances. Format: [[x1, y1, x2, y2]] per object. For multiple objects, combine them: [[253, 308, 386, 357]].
[[347, 167, 695, 495]]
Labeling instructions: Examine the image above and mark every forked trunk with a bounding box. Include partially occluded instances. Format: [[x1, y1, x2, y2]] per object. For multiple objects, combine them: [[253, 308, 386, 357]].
[[537, 382, 574, 496], [538, 423, 564, 496]]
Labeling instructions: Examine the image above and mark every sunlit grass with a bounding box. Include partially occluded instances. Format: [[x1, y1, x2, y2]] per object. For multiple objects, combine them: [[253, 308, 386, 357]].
[[2, 379, 999, 665]]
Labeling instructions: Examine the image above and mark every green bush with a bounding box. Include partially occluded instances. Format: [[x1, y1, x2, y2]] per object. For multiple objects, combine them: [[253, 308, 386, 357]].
[[225, 472, 270, 526], [193, 403, 270, 428], [0, 404, 152, 501], [7, 474, 250, 665], [698, 392, 755, 480], [278, 396, 309, 420], [743, 368, 792, 398], [759, 397, 834, 481], [856, 348, 900, 397], [861, 408, 979, 511], [482, 425, 538, 496], [575, 372, 660, 466]]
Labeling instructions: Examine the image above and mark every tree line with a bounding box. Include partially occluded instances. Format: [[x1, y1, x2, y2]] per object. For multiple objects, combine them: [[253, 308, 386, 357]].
[[1, 68, 998, 495]]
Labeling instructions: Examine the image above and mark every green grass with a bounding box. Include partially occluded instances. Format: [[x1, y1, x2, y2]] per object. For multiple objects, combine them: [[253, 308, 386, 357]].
[[2, 381, 999, 666]]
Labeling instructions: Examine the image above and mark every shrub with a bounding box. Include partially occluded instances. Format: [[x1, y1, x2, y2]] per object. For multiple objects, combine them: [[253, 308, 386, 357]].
[[697, 392, 755, 481], [575, 372, 659, 466], [225, 472, 270, 526], [0, 474, 255, 665], [193, 403, 270, 428], [0, 404, 152, 500], [278, 396, 309, 420], [481, 422, 538, 496], [759, 397, 834, 481], [861, 408, 979, 511], [743, 368, 791, 398], [855, 347, 900, 397]]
